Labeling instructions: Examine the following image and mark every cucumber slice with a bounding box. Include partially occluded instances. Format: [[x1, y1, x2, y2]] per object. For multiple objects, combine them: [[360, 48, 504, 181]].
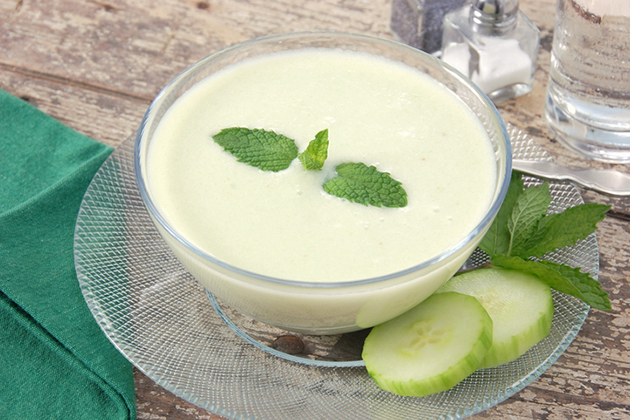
[[362, 292, 493, 397], [437, 266, 553, 368]]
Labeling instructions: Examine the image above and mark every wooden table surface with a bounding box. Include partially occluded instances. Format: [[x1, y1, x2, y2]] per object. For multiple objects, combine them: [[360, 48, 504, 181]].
[[2, 0, 629, 418]]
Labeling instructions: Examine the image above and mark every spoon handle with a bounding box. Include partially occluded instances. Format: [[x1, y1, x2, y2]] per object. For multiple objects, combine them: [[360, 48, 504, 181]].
[[512, 159, 630, 196]]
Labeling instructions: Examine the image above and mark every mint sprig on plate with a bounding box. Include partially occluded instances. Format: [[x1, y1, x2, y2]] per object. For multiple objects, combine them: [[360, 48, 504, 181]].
[[478, 172, 611, 311], [212, 127, 407, 208]]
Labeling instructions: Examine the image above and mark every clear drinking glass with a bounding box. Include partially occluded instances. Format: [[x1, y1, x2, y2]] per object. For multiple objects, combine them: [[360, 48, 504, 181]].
[[544, 0, 630, 162]]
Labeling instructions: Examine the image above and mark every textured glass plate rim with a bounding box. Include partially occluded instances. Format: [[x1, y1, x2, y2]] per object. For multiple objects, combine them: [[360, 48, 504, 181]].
[[74, 124, 593, 419]]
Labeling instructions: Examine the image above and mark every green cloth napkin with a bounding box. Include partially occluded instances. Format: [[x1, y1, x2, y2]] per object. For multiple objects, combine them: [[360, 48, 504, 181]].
[[0, 89, 136, 419]]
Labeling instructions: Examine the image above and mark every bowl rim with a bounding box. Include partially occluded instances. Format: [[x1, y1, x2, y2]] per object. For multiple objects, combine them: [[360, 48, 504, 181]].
[[134, 30, 513, 289]]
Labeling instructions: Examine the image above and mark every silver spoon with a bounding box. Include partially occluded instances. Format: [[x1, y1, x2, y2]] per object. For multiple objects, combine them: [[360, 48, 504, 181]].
[[513, 159, 630, 197]]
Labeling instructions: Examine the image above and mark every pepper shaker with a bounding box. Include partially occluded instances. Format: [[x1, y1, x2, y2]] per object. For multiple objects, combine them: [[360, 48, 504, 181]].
[[441, 0, 540, 103], [391, 0, 468, 54]]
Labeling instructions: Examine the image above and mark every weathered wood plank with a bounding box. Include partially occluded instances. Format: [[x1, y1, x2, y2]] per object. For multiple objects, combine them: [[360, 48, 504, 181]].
[[0, 67, 147, 146], [0, 0, 393, 100]]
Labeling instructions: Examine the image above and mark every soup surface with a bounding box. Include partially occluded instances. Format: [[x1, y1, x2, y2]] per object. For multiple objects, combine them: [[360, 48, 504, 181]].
[[147, 49, 497, 282]]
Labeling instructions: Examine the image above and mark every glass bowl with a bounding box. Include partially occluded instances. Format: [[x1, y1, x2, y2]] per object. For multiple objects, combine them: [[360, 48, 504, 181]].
[[134, 31, 512, 335]]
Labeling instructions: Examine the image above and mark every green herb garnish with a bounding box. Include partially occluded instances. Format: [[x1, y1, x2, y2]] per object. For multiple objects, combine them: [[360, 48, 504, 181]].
[[323, 162, 408, 208], [298, 129, 329, 171], [479, 172, 611, 311], [212, 127, 408, 208], [212, 127, 298, 172]]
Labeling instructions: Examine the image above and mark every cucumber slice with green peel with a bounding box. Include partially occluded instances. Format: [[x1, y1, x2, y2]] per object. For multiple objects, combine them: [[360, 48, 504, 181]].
[[362, 292, 493, 397], [437, 266, 553, 369]]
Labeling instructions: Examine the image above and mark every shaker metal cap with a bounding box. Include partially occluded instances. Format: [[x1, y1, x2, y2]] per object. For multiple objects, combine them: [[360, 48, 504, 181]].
[[472, 0, 519, 25]]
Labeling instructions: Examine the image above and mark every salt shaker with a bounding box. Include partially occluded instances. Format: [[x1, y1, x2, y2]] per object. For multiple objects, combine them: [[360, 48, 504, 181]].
[[441, 0, 540, 103]]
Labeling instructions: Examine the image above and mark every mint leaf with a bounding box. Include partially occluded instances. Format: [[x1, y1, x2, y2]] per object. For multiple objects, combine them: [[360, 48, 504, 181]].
[[299, 129, 329, 170], [538, 260, 611, 311], [492, 255, 611, 311], [492, 255, 583, 298], [323, 162, 407, 208], [212, 127, 298, 172], [515, 203, 610, 259], [507, 182, 551, 257], [479, 172, 524, 257]]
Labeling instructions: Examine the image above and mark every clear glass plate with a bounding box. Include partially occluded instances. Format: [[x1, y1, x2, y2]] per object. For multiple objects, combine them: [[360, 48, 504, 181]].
[[74, 124, 595, 419]]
